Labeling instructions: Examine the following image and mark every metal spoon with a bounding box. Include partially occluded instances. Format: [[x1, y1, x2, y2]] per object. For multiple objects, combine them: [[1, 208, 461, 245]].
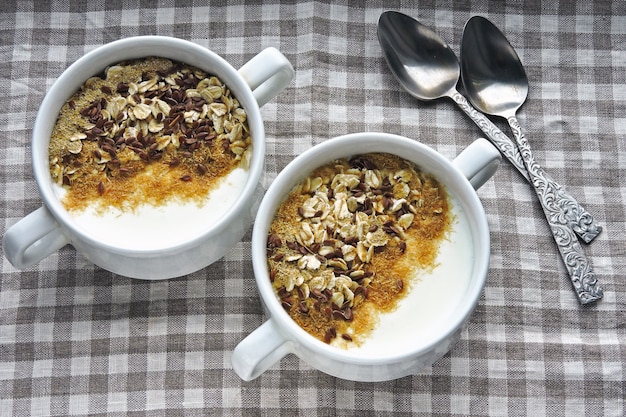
[[460, 16, 602, 304], [377, 10, 601, 244]]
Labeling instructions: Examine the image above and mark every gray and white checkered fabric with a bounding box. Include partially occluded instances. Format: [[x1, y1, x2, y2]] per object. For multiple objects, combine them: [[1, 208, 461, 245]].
[[1, 1, 624, 415]]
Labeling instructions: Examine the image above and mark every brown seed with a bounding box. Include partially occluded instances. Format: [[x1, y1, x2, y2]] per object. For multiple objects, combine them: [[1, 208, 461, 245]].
[[97, 181, 105, 195], [310, 288, 324, 300], [296, 286, 305, 299], [342, 333, 353, 341], [397, 279, 404, 291], [390, 225, 403, 236], [361, 286, 369, 299], [267, 233, 282, 249], [180, 174, 192, 182], [169, 157, 180, 168], [102, 144, 117, 157], [273, 253, 285, 262], [298, 302, 309, 314], [116, 82, 129, 93], [197, 164, 207, 175], [329, 327, 337, 339]]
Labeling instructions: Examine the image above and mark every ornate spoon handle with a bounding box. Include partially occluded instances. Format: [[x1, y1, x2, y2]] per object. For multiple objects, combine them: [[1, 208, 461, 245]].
[[450, 92, 602, 243], [507, 116, 603, 304]]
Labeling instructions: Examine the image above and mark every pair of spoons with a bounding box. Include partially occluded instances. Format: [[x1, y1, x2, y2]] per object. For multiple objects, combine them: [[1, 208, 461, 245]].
[[377, 11, 603, 304]]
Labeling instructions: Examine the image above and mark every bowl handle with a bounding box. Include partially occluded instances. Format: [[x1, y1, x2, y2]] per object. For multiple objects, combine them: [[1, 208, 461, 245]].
[[231, 319, 292, 381], [238, 47, 294, 108], [3, 206, 69, 269], [452, 138, 501, 190]]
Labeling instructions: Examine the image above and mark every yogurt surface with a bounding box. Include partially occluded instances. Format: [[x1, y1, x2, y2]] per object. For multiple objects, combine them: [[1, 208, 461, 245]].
[[55, 167, 249, 250], [335, 196, 474, 357]]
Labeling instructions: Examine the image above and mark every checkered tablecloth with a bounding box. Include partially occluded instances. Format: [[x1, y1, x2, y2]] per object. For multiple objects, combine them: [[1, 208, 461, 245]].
[[1, 1, 624, 415]]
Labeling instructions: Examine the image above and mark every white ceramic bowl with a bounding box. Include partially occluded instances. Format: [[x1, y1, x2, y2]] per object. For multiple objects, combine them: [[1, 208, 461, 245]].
[[232, 132, 500, 381], [2, 36, 294, 279]]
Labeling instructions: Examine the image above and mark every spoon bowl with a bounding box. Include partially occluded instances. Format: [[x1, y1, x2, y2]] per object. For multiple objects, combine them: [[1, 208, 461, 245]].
[[377, 11, 460, 100], [460, 16, 529, 117]]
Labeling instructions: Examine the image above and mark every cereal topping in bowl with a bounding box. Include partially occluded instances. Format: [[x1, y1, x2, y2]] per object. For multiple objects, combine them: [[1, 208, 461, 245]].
[[49, 57, 251, 212], [266, 153, 453, 346]]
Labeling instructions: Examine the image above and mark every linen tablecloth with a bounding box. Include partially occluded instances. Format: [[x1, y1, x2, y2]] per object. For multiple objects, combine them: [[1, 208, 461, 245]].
[[1, 1, 624, 415]]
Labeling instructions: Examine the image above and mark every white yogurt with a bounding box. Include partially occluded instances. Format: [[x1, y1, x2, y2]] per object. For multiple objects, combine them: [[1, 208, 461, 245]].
[[337, 195, 474, 357], [54, 167, 249, 250]]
